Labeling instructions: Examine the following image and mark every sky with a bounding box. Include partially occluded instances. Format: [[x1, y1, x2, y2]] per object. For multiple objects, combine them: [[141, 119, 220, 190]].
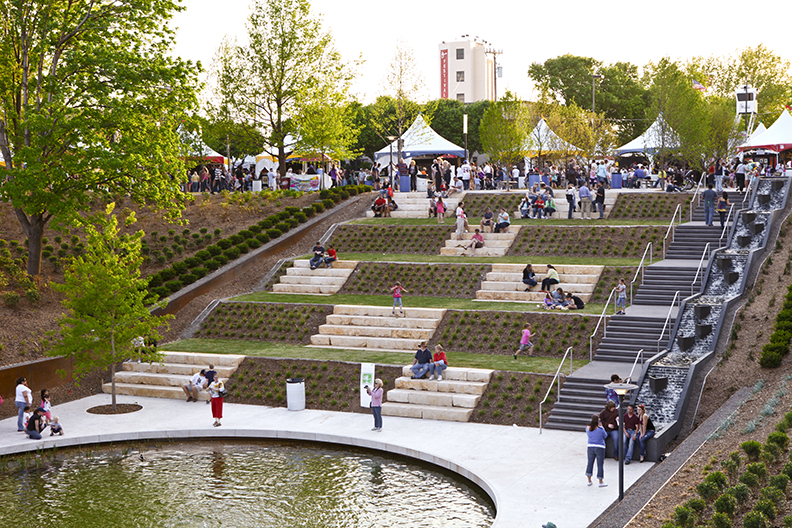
[[170, 0, 792, 105]]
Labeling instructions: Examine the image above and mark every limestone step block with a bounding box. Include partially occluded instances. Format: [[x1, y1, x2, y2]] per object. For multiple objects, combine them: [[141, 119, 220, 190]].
[[114, 371, 190, 388], [394, 377, 488, 395], [272, 283, 342, 294], [305, 344, 413, 353], [476, 290, 593, 302], [489, 263, 604, 275], [440, 246, 508, 257], [292, 260, 358, 269], [485, 272, 599, 284], [122, 362, 237, 377], [332, 305, 445, 319], [309, 334, 422, 350], [278, 275, 347, 286], [444, 238, 512, 248], [481, 281, 595, 293], [103, 382, 210, 401], [317, 324, 433, 340], [158, 351, 245, 368], [381, 402, 473, 422], [399, 365, 493, 383], [326, 314, 441, 329], [455, 232, 516, 241], [386, 388, 480, 408], [287, 268, 355, 277]]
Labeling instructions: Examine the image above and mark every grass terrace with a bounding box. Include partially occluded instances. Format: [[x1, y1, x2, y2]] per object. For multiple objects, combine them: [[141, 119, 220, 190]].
[[609, 192, 693, 219], [337, 262, 490, 298], [299, 253, 644, 266], [509, 225, 663, 259], [351, 217, 672, 227]]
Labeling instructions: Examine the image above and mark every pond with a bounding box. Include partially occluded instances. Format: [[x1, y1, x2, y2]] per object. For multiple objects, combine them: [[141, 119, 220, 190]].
[[0, 441, 495, 528]]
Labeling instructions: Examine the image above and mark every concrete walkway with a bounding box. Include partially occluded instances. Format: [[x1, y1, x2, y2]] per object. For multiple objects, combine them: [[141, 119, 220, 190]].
[[0, 394, 654, 527]]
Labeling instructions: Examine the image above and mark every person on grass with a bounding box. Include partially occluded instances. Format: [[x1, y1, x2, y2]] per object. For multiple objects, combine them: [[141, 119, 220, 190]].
[[514, 322, 534, 359], [390, 281, 408, 316]]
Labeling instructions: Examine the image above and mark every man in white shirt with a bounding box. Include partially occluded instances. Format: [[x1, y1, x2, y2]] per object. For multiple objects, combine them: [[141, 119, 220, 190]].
[[510, 166, 520, 191], [182, 370, 207, 402], [448, 176, 464, 195], [459, 159, 471, 190], [267, 168, 277, 191]]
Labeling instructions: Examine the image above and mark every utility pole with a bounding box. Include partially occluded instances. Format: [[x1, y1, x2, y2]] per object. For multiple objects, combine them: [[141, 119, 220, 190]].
[[485, 48, 503, 101], [592, 74, 603, 113]]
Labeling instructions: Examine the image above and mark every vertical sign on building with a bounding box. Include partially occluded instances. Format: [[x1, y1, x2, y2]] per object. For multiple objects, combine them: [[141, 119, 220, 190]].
[[440, 49, 449, 99]]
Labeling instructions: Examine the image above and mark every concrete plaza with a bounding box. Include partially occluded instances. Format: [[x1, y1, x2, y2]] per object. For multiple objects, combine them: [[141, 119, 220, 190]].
[[0, 393, 653, 527]]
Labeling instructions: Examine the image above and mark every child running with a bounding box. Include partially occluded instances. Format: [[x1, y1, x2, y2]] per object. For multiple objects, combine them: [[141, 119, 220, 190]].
[[391, 281, 409, 317], [514, 322, 535, 359], [615, 278, 627, 315], [436, 197, 446, 223]]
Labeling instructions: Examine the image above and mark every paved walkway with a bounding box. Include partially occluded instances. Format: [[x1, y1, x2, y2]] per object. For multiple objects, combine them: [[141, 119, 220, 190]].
[[0, 394, 653, 527]]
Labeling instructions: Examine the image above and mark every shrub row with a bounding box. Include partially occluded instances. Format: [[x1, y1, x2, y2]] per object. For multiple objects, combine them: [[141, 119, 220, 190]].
[[759, 284, 792, 368]]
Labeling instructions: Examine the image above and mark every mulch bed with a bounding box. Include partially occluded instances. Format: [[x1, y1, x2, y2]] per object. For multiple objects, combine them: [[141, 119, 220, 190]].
[[329, 224, 453, 255], [609, 193, 693, 220], [469, 371, 559, 427], [508, 225, 663, 259], [194, 302, 334, 344], [86, 403, 143, 415], [224, 357, 402, 414], [463, 194, 522, 218], [337, 262, 491, 298], [427, 310, 601, 356]]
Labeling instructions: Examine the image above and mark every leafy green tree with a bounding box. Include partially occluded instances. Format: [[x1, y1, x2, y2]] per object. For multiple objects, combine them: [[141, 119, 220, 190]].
[[293, 85, 359, 171], [597, 62, 651, 144], [528, 55, 599, 109], [0, 0, 199, 277], [480, 91, 532, 165], [197, 116, 266, 168], [430, 99, 490, 158], [49, 205, 172, 411], [212, 0, 353, 175]]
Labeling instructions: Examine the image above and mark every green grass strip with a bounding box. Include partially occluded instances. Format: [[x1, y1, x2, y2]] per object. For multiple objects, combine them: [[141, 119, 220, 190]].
[[164, 339, 587, 374], [296, 253, 642, 266], [350, 218, 668, 227]]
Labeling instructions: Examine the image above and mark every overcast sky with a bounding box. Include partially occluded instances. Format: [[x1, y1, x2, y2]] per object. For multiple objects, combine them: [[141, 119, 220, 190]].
[[171, 0, 792, 105]]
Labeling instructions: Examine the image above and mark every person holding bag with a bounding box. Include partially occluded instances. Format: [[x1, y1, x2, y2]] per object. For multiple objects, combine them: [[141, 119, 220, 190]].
[[366, 379, 384, 432], [208, 377, 226, 427]]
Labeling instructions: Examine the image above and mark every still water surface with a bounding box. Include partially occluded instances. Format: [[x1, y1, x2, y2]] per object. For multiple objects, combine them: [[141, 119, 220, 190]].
[[0, 441, 494, 528]]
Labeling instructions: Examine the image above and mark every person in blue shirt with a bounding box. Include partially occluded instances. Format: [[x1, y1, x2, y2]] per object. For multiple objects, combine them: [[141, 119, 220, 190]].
[[702, 183, 718, 226], [578, 182, 593, 220], [585, 414, 608, 487]]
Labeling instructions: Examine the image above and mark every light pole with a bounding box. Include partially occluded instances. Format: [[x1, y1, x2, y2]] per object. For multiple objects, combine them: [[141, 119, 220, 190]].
[[386, 135, 397, 184], [604, 381, 638, 501], [592, 74, 603, 114], [463, 114, 469, 162]]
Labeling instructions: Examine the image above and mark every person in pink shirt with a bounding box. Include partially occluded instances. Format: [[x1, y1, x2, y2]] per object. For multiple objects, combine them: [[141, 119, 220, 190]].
[[365, 378, 384, 431], [436, 197, 446, 223], [390, 281, 409, 316], [514, 322, 535, 359], [429, 344, 448, 380], [458, 228, 484, 256]]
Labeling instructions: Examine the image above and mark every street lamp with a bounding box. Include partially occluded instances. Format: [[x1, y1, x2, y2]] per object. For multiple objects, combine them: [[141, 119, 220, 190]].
[[604, 381, 638, 501], [386, 135, 397, 182], [463, 114, 469, 162], [592, 74, 603, 114]]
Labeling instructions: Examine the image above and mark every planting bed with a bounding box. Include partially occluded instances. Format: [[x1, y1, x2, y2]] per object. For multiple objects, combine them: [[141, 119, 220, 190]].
[[470, 371, 559, 427], [588, 266, 640, 304], [609, 192, 692, 220], [337, 262, 491, 298], [427, 310, 601, 356], [508, 225, 663, 259], [223, 356, 401, 414], [463, 194, 522, 218], [329, 224, 453, 255], [193, 302, 333, 344]]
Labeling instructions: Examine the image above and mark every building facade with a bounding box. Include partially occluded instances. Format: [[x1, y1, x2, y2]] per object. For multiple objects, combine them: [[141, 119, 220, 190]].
[[439, 37, 495, 103]]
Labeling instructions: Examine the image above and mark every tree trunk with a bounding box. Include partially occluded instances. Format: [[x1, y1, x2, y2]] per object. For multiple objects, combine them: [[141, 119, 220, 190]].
[[14, 209, 46, 276], [111, 362, 117, 411]]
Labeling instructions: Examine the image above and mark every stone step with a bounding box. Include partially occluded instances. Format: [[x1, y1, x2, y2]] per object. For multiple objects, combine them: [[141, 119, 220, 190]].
[[310, 334, 422, 350], [480, 281, 595, 293], [444, 238, 513, 248], [114, 371, 191, 388], [386, 388, 480, 408], [454, 232, 516, 240], [278, 275, 348, 285], [486, 272, 599, 284], [122, 362, 237, 377], [103, 382, 210, 401], [332, 305, 445, 319], [475, 290, 593, 302], [317, 324, 434, 340], [440, 246, 509, 257], [287, 268, 356, 277], [490, 264, 604, 275], [395, 376, 489, 395], [272, 284, 344, 294], [381, 402, 473, 422], [292, 259, 358, 269], [157, 351, 245, 368], [399, 365, 493, 382], [326, 314, 441, 329]]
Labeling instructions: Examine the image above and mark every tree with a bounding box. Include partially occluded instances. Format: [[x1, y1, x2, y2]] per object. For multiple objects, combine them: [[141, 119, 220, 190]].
[[49, 204, 172, 411], [212, 0, 353, 176], [528, 55, 599, 109], [0, 0, 199, 277], [480, 91, 533, 165], [597, 62, 651, 144], [430, 98, 490, 157], [198, 116, 266, 169]]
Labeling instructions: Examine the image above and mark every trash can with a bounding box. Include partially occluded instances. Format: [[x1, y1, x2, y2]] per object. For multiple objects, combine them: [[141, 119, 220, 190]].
[[416, 176, 428, 192], [252, 180, 262, 192], [528, 174, 541, 188], [518, 176, 525, 189], [286, 378, 305, 411], [400, 174, 411, 192], [611, 174, 623, 189]]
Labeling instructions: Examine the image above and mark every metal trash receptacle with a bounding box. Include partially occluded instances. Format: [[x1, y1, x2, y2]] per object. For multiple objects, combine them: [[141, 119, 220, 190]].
[[286, 378, 305, 411]]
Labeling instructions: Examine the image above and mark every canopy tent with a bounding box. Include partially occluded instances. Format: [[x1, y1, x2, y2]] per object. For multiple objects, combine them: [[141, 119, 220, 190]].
[[745, 122, 767, 145], [181, 130, 228, 165], [374, 114, 465, 163], [739, 110, 792, 153], [524, 118, 582, 157], [615, 114, 680, 156]]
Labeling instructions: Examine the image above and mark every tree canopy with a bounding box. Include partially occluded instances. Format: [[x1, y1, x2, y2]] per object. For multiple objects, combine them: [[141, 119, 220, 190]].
[[0, 0, 199, 276], [479, 91, 532, 165]]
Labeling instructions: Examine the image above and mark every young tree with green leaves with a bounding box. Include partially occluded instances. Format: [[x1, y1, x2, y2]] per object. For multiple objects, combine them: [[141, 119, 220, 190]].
[[49, 205, 172, 411], [480, 91, 533, 165], [0, 0, 199, 277]]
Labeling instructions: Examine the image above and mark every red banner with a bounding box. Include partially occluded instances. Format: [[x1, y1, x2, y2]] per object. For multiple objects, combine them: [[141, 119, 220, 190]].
[[440, 49, 448, 99]]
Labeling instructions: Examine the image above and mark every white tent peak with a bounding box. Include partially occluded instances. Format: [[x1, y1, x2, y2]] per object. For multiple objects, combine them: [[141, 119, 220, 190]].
[[525, 118, 581, 155], [615, 114, 680, 155], [740, 110, 792, 152], [374, 114, 465, 162]]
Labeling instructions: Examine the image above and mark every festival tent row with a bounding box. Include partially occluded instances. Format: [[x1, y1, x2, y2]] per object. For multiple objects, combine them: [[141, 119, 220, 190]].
[[614, 114, 680, 157], [374, 114, 465, 164], [739, 109, 792, 153]]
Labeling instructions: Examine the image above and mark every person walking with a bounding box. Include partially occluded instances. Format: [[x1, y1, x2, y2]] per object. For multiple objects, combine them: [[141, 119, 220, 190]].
[[735, 159, 747, 193], [585, 414, 608, 487], [594, 183, 606, 219], [615, 278, 627, 315], [702, 183, 717, 226], [514, 322, 535, 359], [579, 182, 593, 220], [455, 201, 467, 239], [717, 192, 731, 228], [14, 377, 32, 432], [207, 377, 225, 427], [390, 281, 409, 316], [565, 183, 576, 219], [366, 379, 384, 431]]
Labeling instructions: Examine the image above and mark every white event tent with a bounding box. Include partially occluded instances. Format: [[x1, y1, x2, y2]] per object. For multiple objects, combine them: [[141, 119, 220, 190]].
[[614, 114, 680, 156], [739, 110, 792, 153], [524, 118, 582, 157], [374, 114, 465, 164]]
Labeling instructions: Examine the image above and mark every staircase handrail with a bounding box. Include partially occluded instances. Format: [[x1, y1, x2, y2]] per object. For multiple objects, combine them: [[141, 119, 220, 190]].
[[625, 348, 645, 384], [657, 291, 682, 353], [690, 172, 707, 221], [590, 289, 617, 361], [691, 243, 711, 296], [742, 178, 754, 206], [718, 204, 736, 247], [630, 242, 653, 305], [539, 346, 573, 434], [663, 204, 682, 258]]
